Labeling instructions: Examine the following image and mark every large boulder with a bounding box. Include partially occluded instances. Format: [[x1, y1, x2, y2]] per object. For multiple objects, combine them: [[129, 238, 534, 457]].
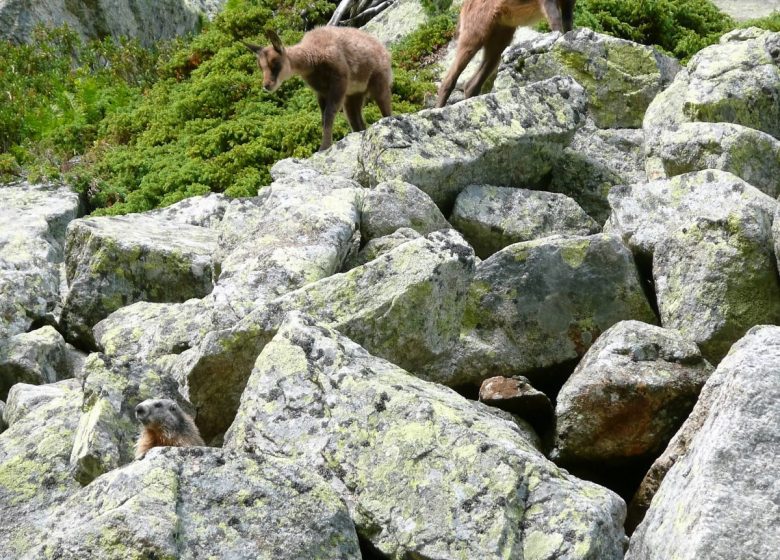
[[176, 229, 475, 441], [0, 0, 226, 46], [553, 321, 712, 465], [606, 170, 777, 260], [644, 29, 780, 144], [496, 28, 680, 128], [429, 233, 656, 387], [644, 122, 780, 197], [653, 216, 780, 363], [0, 181, 81, 339], [60, 214, 219, 348], [24, 448, 361, 560], [626, 325, 780, 559], [0, 380, 82, 556], [450, 184, 599, 258], [0, 326, 83, 399], [225, 313, 628, 559], [360, 179, 450, 241], [361, 76, 587, 211]]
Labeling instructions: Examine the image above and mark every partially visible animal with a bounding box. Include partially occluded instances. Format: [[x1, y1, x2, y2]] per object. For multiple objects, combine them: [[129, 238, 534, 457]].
[[135, 398, 204, 459], [243, 27, 393, 151], [436, 0, 576, 107]]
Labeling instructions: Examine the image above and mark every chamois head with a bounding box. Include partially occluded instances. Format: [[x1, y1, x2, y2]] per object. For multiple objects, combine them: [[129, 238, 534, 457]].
[[243, 30, 292, 92]]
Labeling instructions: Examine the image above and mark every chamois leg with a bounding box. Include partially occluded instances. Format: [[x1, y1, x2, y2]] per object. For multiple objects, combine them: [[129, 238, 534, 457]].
[[463, 26, 515, 99], [368, 72, 392, 117], [559, 0, 575, 32], [344, 93, 367, 132], [318, 85, 346, 151], [542, 0, 564, 31], [435, 36, 482, 108]]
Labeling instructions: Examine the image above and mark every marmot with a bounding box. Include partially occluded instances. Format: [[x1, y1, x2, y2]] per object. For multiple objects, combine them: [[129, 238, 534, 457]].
[[134, 398, 205, 459]]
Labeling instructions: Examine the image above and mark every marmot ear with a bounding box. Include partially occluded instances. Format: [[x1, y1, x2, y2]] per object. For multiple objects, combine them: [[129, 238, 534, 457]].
[[240, 40, 263, 54], [265, 30, 285, 54]]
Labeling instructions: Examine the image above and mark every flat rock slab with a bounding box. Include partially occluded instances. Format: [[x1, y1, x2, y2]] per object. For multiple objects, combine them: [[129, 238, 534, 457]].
[[0, 181, 81, 339], [626, 325, 780, 559], [361, 76, 587, 211], [225, 313, 628, 560], [25, 448, 361, 560], [61, 214, 219, 347], [451, 184, 599, 258]]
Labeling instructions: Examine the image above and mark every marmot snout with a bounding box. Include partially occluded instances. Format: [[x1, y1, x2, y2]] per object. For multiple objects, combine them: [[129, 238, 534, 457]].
[[135, 398, 205, 459]]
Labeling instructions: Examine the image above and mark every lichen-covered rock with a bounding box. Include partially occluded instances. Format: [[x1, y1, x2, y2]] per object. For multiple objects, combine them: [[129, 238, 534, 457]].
[[25, 447, 361, 560], [0, 380, 82, 556], [644, 29, 780, 140], [361, 179, 450, 241], [450, 184, 599, 258], [0, 326, 83, 399], [94, 299, 219, 362], [606, 170, 778, 260], [177, 229, 476, 441], [478, 375, 553, 432], [0, 400, 5, 433], [210, 175, 360, 320], [553, 321, 712, 466], [361, 0, 428, 45], [430, 234, 656, 387], [549, 122, 647, 223], [684, 29, 780, 139], [645, 122, 780, 197], [0, 0, 225, 46], [272, 132, 364, 183], [146, 192, 230, 228], [225, 313, 627, 559], [496, 28, 680, 128], [0, 181, 81, 339], [69, 353, 182, 484], [653, 216, 780, 363], [361, 77, 587, 211], [626, 325, 780, 559], [60, 214, 219, 348], [343, 227, 421, 270]]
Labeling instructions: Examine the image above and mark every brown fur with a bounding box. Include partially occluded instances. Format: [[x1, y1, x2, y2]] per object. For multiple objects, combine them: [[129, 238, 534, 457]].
[[436, 0, 576, 107], [134, 398, 204, 459], [244, 27, 393, 151]]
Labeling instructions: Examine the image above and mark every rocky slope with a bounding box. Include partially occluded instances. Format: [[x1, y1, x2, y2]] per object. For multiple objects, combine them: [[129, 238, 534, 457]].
[[1, 20, 779, 560], [0, 0, 226, 45]]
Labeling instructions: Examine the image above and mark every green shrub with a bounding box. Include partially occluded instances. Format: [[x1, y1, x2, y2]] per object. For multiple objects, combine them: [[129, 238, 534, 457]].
[[742, 11, 780, 32], [537, 0, 735, 61]]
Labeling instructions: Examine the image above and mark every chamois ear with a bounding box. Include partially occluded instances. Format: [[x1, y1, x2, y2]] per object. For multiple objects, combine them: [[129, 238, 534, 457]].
[[240, 40, 263, 54], [265, 30, 285, 54]]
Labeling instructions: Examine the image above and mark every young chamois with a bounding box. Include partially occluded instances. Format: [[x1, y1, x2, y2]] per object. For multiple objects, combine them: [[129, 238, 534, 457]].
[[244, 28, 392, 151], [436, 0, 576, 108]]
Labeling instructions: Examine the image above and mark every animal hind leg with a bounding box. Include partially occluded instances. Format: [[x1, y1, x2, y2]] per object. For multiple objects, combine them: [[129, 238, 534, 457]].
[[542, 0, 564, 31], [463, 25, 515, 99], [344, 93, 367, 132], [435, 37, 482, 108], [368, 72, 392, 117]]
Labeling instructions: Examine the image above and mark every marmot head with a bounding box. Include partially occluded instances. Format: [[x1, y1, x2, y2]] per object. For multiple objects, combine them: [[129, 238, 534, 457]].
[[135, 398, 184, 431]]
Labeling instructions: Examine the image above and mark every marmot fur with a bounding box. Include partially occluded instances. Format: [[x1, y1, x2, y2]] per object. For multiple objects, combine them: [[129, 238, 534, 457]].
[[134, 398, 204, 459]]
